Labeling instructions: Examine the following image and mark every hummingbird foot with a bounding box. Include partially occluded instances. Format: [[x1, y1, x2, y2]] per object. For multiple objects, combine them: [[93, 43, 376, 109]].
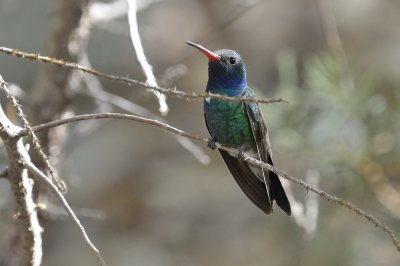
[[207, 138, 217, 150], [237, 147, 246, 160]]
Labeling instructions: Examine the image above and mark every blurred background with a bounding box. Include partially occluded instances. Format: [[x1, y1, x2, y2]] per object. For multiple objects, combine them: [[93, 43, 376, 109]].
[[1, 0, 400, 265]]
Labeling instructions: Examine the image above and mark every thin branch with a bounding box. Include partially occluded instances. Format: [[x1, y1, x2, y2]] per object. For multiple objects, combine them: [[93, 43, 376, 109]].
[[15, 168, 43, 266], [235, 149, 400, 252], [127, 0, 168, 115], [0, 46, 288, 105], [22, 113, 207, 142], [1, 75, 67, 193], [25, 162, 106, 266], [20, 112, 400, 252], [0, 77, 43, 266]]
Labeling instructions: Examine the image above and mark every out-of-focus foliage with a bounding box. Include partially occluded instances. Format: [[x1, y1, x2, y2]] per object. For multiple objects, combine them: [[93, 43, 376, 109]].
[[260, 48, 400, 264]]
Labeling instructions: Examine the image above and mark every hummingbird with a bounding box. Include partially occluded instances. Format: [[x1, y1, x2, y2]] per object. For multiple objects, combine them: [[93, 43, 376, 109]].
[[187, 41, 291, 215]]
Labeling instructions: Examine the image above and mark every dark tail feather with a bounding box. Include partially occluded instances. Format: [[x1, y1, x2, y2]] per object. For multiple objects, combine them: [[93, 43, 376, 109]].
[[219, 150, 273, 214], [268, 156, 291, 216]]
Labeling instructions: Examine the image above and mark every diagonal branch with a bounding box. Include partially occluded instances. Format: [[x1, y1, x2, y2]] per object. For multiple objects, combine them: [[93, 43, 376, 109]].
[[21, 113, 207, 142], [1, 73, 67, 194], [0, 46, 288, 105], [25, 162, 106, 266], [20, 112, 400, 252]]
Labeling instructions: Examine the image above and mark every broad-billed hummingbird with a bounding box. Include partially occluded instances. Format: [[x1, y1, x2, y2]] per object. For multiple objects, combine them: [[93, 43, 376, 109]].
[[187, 41, 291, 215]]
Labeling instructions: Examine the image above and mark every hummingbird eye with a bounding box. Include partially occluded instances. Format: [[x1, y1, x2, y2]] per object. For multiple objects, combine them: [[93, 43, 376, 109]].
[[229, 57, 236, 64]]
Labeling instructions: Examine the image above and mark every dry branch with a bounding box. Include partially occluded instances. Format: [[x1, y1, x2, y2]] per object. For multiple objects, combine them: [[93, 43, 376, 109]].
[[25, 162, 106, 266], [2, 70, 67, 193], [0, 77, 43, 266], [0, 46, 288, 105], [21, 112, 400, 252]]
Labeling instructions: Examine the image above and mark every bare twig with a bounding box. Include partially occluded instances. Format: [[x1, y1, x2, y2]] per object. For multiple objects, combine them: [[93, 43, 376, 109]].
[[127, 0, 168, 115], [0, 46, 288, 105], [0, 77, 43, 266], [20, 112, 400, 252], [235, 150, 400, 252], [25, 162, 106, 266], [22, 113, 207, 142], [1, 81, 67, 192]]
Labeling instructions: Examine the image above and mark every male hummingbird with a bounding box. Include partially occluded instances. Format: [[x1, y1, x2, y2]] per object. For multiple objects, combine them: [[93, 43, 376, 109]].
[[187, 41, 291, 215]]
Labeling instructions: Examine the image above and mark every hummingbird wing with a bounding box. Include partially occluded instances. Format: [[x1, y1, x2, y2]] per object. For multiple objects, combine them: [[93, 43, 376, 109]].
[[204, 115, 274, 214], [218, 149, 273, 214], [243, 93, 291, 216]]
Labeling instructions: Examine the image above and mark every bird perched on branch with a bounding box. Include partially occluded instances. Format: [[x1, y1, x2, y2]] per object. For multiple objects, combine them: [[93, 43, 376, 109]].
[[187, 41, 291, 215]]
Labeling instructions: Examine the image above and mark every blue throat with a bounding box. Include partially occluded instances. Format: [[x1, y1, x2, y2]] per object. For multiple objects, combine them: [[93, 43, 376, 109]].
[[206, 65, 247, 97]]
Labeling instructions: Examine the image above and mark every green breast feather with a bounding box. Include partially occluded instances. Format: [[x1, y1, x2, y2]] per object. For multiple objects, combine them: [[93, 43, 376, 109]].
[[204, 100, 254, 148]]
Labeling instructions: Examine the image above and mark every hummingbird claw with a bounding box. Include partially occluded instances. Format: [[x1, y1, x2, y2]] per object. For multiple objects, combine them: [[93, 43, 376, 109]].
[[207, 138, 217, 150], [237, 148, 246, 160]]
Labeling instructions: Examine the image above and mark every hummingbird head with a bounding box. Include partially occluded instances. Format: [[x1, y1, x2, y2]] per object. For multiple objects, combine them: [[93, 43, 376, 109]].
[[186, 41, 247, 94]]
